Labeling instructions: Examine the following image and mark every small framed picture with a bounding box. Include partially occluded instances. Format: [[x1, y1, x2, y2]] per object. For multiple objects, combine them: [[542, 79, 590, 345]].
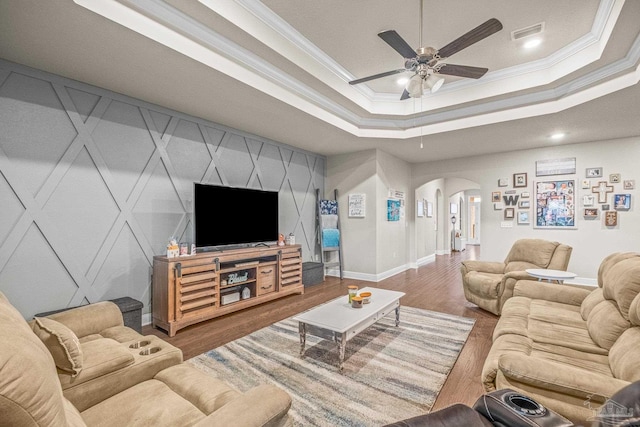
[[586, 167, 602, 178], [581, 179, 590, 189], [517, 211, 530, 225], [498, 178, 508, 187], [494, 202, 503, 210], [624, 180, 635, 190], [519, 200, 530, 208], [504, 207, 515, 219], [513, 173, 528, 188], [584, 208, 598, 218], [583, 195, 595, 206], [602, 204, 610, 210], [614, 194, 631, 210], [610, 173, 621, 183], [492, 191, 501, 202], [605, 211, 618, 227], [520, 191, 530, 198]]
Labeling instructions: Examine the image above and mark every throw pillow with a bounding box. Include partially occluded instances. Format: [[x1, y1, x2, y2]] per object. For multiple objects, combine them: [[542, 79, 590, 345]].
[[33, 317, 83, 377]]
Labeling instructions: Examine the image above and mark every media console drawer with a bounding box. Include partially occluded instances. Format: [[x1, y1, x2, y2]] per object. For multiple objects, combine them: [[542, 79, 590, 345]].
[[257, 264, 276, 295]]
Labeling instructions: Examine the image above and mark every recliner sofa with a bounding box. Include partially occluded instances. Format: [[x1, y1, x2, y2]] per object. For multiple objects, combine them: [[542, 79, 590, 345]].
[[481, 252, 640, 423], [461, 238, 572, 315], [384, 380, 640, 427], [0, 291, 293, 426]]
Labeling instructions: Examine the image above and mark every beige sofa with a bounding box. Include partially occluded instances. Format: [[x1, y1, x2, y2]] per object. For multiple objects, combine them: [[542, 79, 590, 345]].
[[482, 252, 640, 423], [460, 238, 572, 315], [0, 292, 292, 426]]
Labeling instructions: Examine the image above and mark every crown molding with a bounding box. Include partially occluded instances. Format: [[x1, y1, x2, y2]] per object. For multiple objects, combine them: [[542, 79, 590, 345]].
[[74, 0, 635, 139]]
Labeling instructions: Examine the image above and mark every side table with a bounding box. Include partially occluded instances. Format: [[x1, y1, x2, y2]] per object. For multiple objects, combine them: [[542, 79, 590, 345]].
[[525, 269, 577, 284]]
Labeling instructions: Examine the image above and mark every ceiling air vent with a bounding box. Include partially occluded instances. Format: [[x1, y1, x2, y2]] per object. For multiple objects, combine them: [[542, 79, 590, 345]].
[[511, 22, 545, 41]]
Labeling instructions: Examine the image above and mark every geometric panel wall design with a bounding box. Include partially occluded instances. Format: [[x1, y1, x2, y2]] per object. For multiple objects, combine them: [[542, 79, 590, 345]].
[[0, 60, 324, 319]]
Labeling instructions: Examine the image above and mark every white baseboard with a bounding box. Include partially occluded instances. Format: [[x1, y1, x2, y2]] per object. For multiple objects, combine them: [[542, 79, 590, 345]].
[[417, 254, 436, 266], [565, 277, 598, 287], [435, 249, 448, 255], [326, 262, 412, 282], [142, 313, 152, 326]]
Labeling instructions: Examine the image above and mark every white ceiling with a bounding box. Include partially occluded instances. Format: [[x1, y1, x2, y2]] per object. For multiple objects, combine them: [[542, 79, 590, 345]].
[[0, 0, 639, 163]]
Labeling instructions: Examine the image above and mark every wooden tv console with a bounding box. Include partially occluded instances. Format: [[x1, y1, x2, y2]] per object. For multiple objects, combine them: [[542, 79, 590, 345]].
[[152, 244, 303, 337]]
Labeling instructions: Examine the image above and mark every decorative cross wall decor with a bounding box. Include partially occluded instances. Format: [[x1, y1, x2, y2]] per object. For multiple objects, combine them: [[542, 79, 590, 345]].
[[592, 181, 614, 203]]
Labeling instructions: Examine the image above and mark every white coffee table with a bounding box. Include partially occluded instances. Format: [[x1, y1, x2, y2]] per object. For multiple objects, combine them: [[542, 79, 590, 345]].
[[292, 287, 405, 371], [526, 269, 577, 284]]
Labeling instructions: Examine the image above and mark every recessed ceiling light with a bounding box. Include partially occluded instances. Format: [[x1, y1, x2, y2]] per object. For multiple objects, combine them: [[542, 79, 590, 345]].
[[397, 77, 409, 85], [523, 38, 542, 49], [550, 132, 566, 140]]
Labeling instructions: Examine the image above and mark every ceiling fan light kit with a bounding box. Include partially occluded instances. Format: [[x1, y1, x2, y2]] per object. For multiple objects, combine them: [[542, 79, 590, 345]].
[[349, 1, 503, 100]]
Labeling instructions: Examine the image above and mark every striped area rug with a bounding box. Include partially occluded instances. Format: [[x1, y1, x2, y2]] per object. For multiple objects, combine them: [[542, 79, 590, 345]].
[[187, 306, 475, 426]]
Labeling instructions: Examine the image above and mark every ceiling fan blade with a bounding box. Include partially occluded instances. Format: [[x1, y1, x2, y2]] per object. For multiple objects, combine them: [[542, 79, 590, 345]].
[[437, 18, 503, 59], [349, 68, 407, 85], [436, 64, 488, 79], [378, 30, 418, 58], [400, 89, 411, 100]]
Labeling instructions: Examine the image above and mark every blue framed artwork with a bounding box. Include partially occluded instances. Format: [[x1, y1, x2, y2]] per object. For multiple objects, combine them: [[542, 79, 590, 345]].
[[614, 194, 631, 210], [387, 199, 400, 221]]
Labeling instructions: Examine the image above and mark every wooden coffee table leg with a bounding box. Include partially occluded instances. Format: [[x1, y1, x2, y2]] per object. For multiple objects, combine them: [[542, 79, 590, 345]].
[[298, 322, 306, 356]]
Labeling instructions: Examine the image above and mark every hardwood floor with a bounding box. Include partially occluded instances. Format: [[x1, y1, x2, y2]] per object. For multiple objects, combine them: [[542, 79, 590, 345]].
[[143, 245, 499, 412]]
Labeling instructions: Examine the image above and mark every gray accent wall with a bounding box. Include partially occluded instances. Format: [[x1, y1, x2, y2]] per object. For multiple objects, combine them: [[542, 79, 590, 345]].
[[0, 60, 324, 319]]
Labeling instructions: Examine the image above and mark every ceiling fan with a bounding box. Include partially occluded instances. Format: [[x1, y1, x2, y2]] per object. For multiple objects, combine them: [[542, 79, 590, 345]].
[[349, 2, 503, 100]]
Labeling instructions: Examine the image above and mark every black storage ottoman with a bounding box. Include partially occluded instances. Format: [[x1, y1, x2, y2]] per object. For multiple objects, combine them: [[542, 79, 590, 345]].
[[34, 297, 144, 334], [302, 262, 324, 287], [110, 297, 144, 333]]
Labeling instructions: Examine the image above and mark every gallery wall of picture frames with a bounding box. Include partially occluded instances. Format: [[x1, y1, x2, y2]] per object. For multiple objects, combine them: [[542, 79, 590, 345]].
[[493, 158, 634, 229]]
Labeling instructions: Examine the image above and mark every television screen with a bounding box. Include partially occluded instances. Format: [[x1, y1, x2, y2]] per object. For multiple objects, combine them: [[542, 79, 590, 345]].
[[194, 183, 279, 249]]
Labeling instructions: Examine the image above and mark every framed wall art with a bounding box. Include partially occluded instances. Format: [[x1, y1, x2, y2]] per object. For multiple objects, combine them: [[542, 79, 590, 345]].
[[624, 180, 635, 190], [581, 179, 590, 189], [513, 173, 528, 188], [504, 208, 515, 220], [387, 199, 401, 221], [492, 191, 501, 202], [348, 193, 366, 218], [586, 167, 602, 178], [519, 200, 530, 208], [582, 195, 594, 206], [584, 208, 598, 218], [605, 211, 618, 227], [614, 194, 631, 210], [535, 158, 576, 176], [498, 178, 508, 187], [517, 211, 530, 224], [610, 173, 621, 183], [535, 180, 576, 228]]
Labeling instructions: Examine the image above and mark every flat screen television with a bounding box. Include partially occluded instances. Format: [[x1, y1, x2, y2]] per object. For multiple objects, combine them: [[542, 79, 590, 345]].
[[194, 183, 279, 250]]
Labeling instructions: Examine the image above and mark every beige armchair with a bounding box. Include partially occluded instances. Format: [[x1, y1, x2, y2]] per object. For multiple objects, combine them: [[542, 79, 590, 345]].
[[460, 239, 572, 315]]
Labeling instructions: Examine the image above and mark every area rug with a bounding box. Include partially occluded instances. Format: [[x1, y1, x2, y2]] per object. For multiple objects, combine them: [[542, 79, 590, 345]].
[[187, 306, 475, 426]]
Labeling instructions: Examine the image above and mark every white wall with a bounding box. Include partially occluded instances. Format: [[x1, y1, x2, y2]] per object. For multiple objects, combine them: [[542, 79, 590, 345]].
[[326, 149, 412, 280], [375, 150, 411, 274], [415, 179, 441, 261], [412, 137, 640, 278], [326, 150, 378, 277]]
